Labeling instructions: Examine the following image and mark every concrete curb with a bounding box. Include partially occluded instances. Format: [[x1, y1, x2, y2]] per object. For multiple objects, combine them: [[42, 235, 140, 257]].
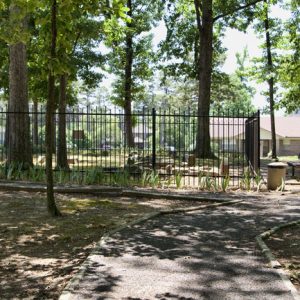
[[122, 189, 236, 203], [0, 181, 123, 195], [159, 199, 244, 214], [0, 181, 250, 204], [256, 220, 300, 300], [59, 198, 244, 299]]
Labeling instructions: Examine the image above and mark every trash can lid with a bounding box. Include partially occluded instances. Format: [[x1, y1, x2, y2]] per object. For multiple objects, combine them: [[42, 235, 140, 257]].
[[267, 162, 288, 169]]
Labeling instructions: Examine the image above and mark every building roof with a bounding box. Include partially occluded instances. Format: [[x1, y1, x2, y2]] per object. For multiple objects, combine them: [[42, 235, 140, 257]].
[[260, 116, 300, 138], [209, 118, 246, 139], [208, 116, 300, 139]]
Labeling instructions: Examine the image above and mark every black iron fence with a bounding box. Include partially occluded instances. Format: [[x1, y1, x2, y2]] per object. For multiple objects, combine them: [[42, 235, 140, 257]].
[[0, 106, 260, 188]]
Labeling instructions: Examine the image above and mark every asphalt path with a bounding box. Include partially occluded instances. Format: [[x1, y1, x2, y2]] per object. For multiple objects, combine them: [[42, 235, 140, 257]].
[[63, 194, 300, 300]]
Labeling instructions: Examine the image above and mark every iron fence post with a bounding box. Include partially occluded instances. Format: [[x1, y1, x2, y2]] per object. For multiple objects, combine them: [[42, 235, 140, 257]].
[[152, 108, 156, 171]]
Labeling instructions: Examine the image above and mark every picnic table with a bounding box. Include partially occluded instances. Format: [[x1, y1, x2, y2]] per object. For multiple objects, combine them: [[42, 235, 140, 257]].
[[287, 161, 300, 176]]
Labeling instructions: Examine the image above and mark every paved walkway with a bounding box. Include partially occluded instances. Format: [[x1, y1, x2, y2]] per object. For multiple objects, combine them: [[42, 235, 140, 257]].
[[62, 193, 300, 300]]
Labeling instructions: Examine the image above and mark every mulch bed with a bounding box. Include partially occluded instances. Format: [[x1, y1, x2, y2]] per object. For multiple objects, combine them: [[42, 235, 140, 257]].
[[265, 224, 300, 291]]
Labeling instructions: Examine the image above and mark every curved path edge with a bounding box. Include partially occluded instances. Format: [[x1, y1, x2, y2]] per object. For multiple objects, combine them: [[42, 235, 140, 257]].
[[256, 220, 300, 300], [58, 199, 243, 300]]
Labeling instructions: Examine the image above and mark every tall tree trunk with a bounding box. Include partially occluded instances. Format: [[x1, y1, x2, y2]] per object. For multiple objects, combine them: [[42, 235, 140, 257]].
[[194, 0, 214, 158], [52, 113, 56, 154], [46, 0, 61, 217], [7, 4, 32, 168], [124, 0, 134, 148], [32, 101, 38, 147], [264, 1, 277, 159], [4, 111, 9, 149], [57, 74, 69, 170]]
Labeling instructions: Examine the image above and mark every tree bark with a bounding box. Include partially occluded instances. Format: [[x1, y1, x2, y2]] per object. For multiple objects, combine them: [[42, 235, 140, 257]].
[[124, 0, 134, 148], [264, 1, 277, 159], [32, 101, 38, 147], [4, 111, 9, 149], [46, 0, 61, 217], [192, 0, 264, 158], [8, 4, 32, 168], [52, 113, 56, 154], [194, 0, 214, 158], [57, 74, 69, 170]]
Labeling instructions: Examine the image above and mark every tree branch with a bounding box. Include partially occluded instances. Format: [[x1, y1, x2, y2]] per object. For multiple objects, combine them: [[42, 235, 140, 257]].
[[104, 0, 111, 18], [194, 0, 202, 30], [71, 31, 81, 55], [213, 0, 264, 23]]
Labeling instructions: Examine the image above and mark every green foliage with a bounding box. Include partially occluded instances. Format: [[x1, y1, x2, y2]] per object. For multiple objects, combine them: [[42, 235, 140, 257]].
[[204, 175, 213, 191], [158, 0, 262, 114], [211, 46, 256, 115], [277, 0, 300, 113], [0, 1, 33, 44], [70, 171, 83, 185], [0, 163, 45, 181], [140, 170, 163, 188], [159, 1, 229, 81], [211, 73, 256, 115], [254, 171, 263, 191], [6, 162, 24, 180], [53, 168, 68, 184], [198, 172, 214, 191], [106, 0, 163, 108], [0, 0, 127, 107], [0, 39, 8, 95], [140, 170, 153, 187], [240, 168, 252, 191], [148, 170, 160, 188], [145, 71, 198, 110], [212, 178, 219, 192], [28, 0, 110, 105], [249, 0, 300, 114], [158, 2, 199, 79], [83, 167, 105, 185], [112, 170, 130, 187], [28, 166, 46, 182], [221, 175, 230, 192], [198, 172, 205, 190], [175, 171, 182, 189]]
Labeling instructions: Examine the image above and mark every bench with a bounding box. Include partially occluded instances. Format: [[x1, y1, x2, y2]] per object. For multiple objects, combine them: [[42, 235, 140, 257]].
[[287, 161, 300, 176]]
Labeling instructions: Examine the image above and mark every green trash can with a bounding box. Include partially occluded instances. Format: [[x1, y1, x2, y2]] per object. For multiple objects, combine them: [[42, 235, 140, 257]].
[[267, 162, 287, 190]]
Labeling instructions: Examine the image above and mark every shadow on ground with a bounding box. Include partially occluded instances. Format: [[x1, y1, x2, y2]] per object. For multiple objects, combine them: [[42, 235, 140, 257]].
[[65, 194, 300, 300]]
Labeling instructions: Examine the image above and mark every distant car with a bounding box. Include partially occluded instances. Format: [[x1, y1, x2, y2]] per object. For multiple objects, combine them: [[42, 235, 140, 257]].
[[100, 144, 113, 150], [165, 146, 175, 152], [165, 145, 176, 157]]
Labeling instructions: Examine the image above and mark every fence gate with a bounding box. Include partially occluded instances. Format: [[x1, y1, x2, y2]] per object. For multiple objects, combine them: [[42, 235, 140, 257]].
[[245, 111, 260, 173]]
